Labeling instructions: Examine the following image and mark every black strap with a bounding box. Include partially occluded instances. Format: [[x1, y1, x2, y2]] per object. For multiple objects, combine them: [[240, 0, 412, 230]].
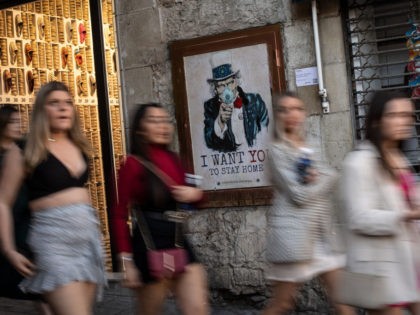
[[131, 208, 184, 249], [131, 208, 156, 250], [129, 155, 177, 187], [129, 155, 185, 249]]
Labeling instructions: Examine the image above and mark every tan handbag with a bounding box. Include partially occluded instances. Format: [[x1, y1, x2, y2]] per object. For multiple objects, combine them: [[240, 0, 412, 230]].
[[336, 270, 388, 310]]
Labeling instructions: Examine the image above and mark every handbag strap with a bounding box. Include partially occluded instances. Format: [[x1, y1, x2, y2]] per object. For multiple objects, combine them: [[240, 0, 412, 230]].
[[129, 155, 178, 187], [131, 207, 156, 250], [129, 155, 184, 249]]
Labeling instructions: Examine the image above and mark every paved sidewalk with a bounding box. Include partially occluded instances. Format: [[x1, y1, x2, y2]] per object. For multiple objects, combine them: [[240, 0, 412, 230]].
[[0, 282, 260, 315]]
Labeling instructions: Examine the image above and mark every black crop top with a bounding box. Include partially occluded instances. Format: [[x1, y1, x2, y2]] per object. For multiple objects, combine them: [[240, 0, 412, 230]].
[[26, 152, 89, 201]]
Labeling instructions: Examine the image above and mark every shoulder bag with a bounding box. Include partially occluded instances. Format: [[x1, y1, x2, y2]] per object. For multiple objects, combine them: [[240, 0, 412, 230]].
[[336, 270, 388, 309], [130, 155, 189, 279]]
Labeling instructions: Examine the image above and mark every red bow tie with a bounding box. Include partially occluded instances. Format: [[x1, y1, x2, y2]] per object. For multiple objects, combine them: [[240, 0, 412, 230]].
[[234, 97, 243, 109]]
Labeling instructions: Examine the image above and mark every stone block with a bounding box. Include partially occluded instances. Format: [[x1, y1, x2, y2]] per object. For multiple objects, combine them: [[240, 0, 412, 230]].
[[232, 268, 265, 293], [117, 8, 161, 69], [116, 0, 155, 15], [306, 115, 321, 140], [152, 60, 173, 105], [319, 16, 346, 65], [291, 1, 311, 20], [161, 0, 290, 41], [318, 0, 340, 17], [323, 62, 351, 113], [208, 266, 233, 289], [285, 68, 296, 91], [242, 208, 267, 233], [320, 111, 354, 166], [186, 209, 224, 233], [306, 115, 325, 158], [321, 110, 353, 143], [122, 66, 154, 112], [232, 233, 266, 264], [296, 84, 320, 115], [324, 140, 353, 168], [283, 20, 315, 69]]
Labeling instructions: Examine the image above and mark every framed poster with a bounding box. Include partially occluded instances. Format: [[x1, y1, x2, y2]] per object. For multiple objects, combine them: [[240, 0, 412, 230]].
[[170, 24, 286, 207]]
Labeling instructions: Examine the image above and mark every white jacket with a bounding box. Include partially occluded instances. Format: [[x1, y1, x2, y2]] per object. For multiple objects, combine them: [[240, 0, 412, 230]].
[[341, 142, 420, 304]]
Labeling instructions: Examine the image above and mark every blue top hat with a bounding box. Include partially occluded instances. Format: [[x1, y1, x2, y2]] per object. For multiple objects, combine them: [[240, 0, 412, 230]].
[[207, 51, 239, 82]]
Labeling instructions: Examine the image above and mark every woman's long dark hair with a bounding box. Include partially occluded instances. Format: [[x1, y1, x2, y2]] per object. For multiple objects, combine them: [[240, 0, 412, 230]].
[[0, 105, 18, 142], [129, 103, 171, 207], [130, 103, 165, 159], [365, 90, 413, 175]]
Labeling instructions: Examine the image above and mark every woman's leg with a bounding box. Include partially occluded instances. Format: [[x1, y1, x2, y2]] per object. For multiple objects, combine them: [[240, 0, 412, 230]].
[[261, 281, 300, 315], [368, 308, 404, 315], [44, 281, 97, 315], [319, 269, 356, 315], [173, 263, 209, 315], [34, 301, 54, 315], [406, 302, 420, 315], [134, 279, 170, 315]]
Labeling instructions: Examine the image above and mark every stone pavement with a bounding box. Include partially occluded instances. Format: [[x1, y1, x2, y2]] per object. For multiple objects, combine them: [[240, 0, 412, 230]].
[[0, 282, 260, 315]]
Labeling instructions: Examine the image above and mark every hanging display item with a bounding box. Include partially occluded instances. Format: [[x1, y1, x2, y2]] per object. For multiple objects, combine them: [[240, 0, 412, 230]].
[[406, 22, 420, 97], [65, 20, 72, 43], [15, 13, 23, 37], [27, 70, 34, 93], [25, 43, 33, 65], [3, 69, 12, 93], [89, 74, 96, 96], [61, 46, 69, 68], [9, 41, 17, 64], [0, 0, 124, 271]]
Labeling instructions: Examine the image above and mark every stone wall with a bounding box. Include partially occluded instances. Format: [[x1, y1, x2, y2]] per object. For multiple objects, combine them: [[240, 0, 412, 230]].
[[114, 0, 353, 310]]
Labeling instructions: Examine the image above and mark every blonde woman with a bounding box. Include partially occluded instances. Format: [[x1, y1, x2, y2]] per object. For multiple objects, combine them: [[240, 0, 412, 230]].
[[0, 82, 106, 315], [262, 92, 354, 315]]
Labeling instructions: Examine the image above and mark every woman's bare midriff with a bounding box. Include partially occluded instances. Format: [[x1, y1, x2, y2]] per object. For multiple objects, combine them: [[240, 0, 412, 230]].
[[29, 187, 91, 212]]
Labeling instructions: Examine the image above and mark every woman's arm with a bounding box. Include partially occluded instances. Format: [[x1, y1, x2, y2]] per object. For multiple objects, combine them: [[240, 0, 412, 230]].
[[341, 152, 403, 236], [167, 151, 204, 204], [111, 157, 139, 255], [171, 185, 203, 203], [111, 156, 144, 287], [0, 144, 35, 276], [269, 143, 336, 206]]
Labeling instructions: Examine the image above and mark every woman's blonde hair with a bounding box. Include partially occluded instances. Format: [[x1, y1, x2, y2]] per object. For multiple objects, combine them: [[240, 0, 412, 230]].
[[24, 81, 91, 172]]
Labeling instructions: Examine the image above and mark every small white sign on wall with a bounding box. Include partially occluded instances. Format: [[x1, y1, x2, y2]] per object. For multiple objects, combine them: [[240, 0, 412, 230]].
[[295, 66, 318, 87]]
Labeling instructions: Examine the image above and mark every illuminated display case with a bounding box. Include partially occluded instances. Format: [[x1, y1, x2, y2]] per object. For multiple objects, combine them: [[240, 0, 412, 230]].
[[0, 0, 125, 271]]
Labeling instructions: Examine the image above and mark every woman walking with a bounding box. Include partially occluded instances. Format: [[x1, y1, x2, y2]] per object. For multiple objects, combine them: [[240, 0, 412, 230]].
[[262, 92, 354, 315], [112, 103, 209, 315], [0, 105, 33, 299], [0, 82, 106, 315], [0, 105, 52, 315], [341, 91, 420, 315]]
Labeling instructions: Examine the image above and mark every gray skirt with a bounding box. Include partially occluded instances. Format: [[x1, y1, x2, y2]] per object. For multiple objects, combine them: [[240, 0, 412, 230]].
[[20, 203, 107, 296]]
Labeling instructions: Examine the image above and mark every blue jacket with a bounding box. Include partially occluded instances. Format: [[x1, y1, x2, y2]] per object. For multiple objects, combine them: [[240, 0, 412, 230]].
[[204, 86, 269, 152]]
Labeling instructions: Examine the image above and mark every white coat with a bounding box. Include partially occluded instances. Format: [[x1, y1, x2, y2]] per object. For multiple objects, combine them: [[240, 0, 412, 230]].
[[341, 142, 420, 304]]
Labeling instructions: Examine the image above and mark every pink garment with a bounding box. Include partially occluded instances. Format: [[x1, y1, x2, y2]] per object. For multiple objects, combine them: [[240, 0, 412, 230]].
[[399, 171, 420, 292], [399, 171, 416, 207]]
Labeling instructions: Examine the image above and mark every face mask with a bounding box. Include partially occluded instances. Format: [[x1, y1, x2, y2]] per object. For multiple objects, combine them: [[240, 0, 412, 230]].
[[221, 88, 235, 104]]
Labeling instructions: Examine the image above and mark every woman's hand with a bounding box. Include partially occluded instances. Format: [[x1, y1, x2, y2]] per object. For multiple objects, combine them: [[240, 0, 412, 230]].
[[303, 167, 319, 184], [5, 250, 35, 277], [120, 257, 142, 289], [171, 185, 203, 203]]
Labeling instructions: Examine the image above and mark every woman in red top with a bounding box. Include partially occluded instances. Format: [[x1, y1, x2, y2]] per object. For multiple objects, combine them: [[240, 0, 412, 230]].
[[112, 103, 209, 315]]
